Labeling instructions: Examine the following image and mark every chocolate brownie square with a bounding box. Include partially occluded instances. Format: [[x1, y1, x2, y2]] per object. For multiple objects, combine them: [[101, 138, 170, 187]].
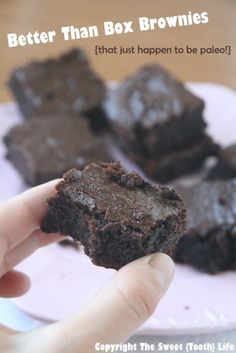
[[206, 144, 236, 180], [104, 64, 206, 156], [8, 48, 107, 131], [42, 162, 186, 270], [4, 115, 111, 186], [173, 180, 236, 273], [141, 134, 219, 183]]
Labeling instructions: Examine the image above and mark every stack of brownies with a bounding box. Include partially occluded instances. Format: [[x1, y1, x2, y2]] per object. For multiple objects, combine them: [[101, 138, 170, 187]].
[[104, 64, 219, 183]]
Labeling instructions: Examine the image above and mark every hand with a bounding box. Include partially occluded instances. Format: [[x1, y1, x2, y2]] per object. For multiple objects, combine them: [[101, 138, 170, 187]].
[[0, 182, 174, 353], [0, 180, 62, 298]]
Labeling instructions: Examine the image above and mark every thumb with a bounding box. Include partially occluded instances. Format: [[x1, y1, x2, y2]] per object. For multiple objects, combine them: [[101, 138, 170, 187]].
[[27, 253, 174, 353]]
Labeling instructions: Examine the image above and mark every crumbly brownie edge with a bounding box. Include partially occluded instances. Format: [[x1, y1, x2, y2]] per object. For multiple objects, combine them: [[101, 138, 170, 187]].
[[42, 163, 186, 269]]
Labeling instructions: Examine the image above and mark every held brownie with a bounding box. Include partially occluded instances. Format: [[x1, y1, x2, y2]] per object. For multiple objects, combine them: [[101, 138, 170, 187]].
[[8, 48, 107, 131], [173, 180, 236, 274], [4, 115, 111, 186], [104, 64, 206, 156], [206, 144, 236, 180], [42, 162, 186, 270]]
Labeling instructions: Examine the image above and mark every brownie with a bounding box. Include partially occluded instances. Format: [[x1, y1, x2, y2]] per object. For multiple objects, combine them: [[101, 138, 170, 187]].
[[4, 115, 111, 186], [173, 180, 236, 274], [141, 134, 219, 183], [206, 144, 236, 180], [104, 64, 206, 156], [42, 162, 186, 270], [8, 48, 107, 131]]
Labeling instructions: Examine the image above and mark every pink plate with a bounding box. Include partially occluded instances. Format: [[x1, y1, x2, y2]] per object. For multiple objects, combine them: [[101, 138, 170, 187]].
[[0, 82, 236, 335]]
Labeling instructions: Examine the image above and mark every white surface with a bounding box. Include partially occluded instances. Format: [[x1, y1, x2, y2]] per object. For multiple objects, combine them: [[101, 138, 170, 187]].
[[14, 244, 236, 336], [0, 83, 236, 336]]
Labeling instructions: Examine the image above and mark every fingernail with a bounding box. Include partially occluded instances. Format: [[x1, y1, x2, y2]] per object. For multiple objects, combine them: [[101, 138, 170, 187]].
[[148, 253, 175, 290]]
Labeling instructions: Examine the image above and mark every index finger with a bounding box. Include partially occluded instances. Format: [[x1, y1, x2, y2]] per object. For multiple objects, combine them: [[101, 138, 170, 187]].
[[0, 180, 59, 254]]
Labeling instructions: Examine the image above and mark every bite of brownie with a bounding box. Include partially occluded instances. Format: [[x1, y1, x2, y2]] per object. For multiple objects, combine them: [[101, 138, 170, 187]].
[[42, 162, 186, 270]]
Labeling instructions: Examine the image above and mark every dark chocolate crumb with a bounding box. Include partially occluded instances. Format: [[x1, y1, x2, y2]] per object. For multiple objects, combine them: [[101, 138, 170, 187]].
[[184, 306, 190, 310], [218, 197, 226, 206], [103, 161, 145, 189], [160, 187, 182, 202]]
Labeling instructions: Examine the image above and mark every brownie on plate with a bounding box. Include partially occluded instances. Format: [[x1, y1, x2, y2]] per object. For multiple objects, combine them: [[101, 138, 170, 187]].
[[104, 64, 218, 182], [42, 162, 186, 270], [173, 180, 236, 274], [141, 134, 219, 183], [206, 144, 236, 180], [104, 64, 206, 156], [4, 115, 111, 186], [8, 48, 107, 131]]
